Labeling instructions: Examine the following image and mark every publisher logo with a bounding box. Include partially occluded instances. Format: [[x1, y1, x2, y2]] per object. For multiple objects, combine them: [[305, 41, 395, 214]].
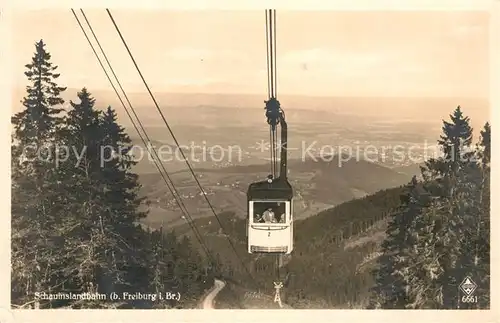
[[459, 276, 477, 296]]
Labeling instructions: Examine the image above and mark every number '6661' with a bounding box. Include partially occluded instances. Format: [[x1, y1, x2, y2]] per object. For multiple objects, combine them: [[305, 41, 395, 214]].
[[461, 295, 478, 303]]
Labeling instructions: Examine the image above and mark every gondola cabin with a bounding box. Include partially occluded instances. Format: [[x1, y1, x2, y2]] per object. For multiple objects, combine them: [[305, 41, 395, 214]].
[[246, 177, 293, 254]]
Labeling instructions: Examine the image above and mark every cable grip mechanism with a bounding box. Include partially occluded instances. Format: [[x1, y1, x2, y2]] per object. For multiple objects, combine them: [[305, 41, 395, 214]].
[[265, 97, 281, 131]]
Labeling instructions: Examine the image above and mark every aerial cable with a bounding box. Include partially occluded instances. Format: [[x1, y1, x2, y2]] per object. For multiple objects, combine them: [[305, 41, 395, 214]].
[[266, 10, 274, 176], [268, 11, 275, 98], [75, 10, 213, 264], [265, 9, 286, 308], [265, 9, 280, 178], [72, 9, 214, 265], [269, 129, 275, 178], [265, 11, 271, 99], [73, 9, 212, 263], [272, 10, 279, 177], [105, 9, 260, 289], [266, 11, 274, 177], [265, 9, 277, 99], [273, 10, 277, 99], [78, 9, 198, 234]]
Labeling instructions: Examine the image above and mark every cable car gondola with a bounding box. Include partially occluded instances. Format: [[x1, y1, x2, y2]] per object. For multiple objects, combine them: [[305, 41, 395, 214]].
[[246, 10, 293, 256], [247, 174, 293, 254], [247, 97, 293, 255], [245, 9, 289, 307]]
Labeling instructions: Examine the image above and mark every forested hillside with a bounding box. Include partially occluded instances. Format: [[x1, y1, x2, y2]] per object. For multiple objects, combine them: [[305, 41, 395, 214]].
[[178, 186, 405, 307], [10, 40, 490, 310], [138, 153, 411, 228], [10, 40, 213, 309], [370, 107, 490, 309], [181, 107, 491, 309]]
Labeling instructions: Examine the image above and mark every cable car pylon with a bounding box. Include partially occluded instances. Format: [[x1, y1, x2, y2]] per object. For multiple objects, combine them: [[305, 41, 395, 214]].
[[273, 281, 283, 308]]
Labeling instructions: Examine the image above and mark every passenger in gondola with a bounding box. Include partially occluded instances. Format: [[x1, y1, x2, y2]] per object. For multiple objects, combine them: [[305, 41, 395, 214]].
[[274, 202, 285, 223], [263, 207, 275, 223], [254, 213, 265, 223], [275, 212, 285, 223]]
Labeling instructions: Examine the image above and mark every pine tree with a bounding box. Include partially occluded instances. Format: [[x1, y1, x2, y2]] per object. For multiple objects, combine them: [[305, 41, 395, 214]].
[[12, 39, 66, 146], [405, 199, 446, 308], [147, 229, 167, 308], [370, 107, 484, 309], [11, 40, 68, 308], [54, 88, 109, 307], [370, 176, 430, 308], [12, 40, 214, 309], [418, 106, 478, 308], [181, 235, 204, 299], [98, 105, 147, 232], [161, 229, 181, 291], [213, 253, 224, 276], [174, 236, 194, 297], [58, 89, 149, 307], [470, 122, 490, 308], [478, 122, 491, 168], [97, 106, 150, 295]]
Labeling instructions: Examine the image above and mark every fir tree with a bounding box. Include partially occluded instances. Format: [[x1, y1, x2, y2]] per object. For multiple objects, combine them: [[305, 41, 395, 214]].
[[55, 89, 110, 307], [421, 106, 474, 189], [417, 106, 478, 308], [59, 89, 149, 307], [97, 106, 150, 296], [147, 229, 166, 308], [11, 40, 68, 308], [469, 122, 490, 308], [12, 40, 213, 309], [405, 199, 447, 308], [370, 107, 485, 309], [370, 176, 430, 308], [12, 39, 66, 147]]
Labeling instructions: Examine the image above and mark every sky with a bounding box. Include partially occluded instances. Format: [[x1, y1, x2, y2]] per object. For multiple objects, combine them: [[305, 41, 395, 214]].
[[11, 9, 489, 98]]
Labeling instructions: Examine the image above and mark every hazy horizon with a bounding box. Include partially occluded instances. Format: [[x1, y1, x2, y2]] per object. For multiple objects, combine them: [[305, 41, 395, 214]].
[[12, 10, 489, 98], [11, 9, 490, 138]]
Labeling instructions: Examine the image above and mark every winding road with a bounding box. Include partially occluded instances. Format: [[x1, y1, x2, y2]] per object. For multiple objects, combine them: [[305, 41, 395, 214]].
[[202, 279, 226, 309]]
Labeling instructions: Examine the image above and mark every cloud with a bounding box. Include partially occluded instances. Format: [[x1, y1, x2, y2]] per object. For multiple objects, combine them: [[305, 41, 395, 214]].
[[163, 48, 246, 61], [164, 48, 214, 60], [451, 24, 485, 38], [281, 48, 397, 71], [268, 47, 437, 96], [157, 48, 255, 87], [163, 77, 223, 86], [280, 48, 404, 79]]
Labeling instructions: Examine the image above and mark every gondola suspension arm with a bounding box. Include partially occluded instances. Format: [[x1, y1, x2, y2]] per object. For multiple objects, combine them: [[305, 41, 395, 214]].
[[265, 9, 286, 308]]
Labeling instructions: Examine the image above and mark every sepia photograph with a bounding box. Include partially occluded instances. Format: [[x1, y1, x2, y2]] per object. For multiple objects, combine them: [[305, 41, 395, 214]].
[[6, 4, 494, 315]]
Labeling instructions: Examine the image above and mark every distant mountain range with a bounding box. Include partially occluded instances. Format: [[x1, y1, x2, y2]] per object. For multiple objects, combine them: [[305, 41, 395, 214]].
[[185, 154, 412, 204], [139, 154, 412, 228], [392, 163, 425, 178], [12, 87, 489, 126]]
